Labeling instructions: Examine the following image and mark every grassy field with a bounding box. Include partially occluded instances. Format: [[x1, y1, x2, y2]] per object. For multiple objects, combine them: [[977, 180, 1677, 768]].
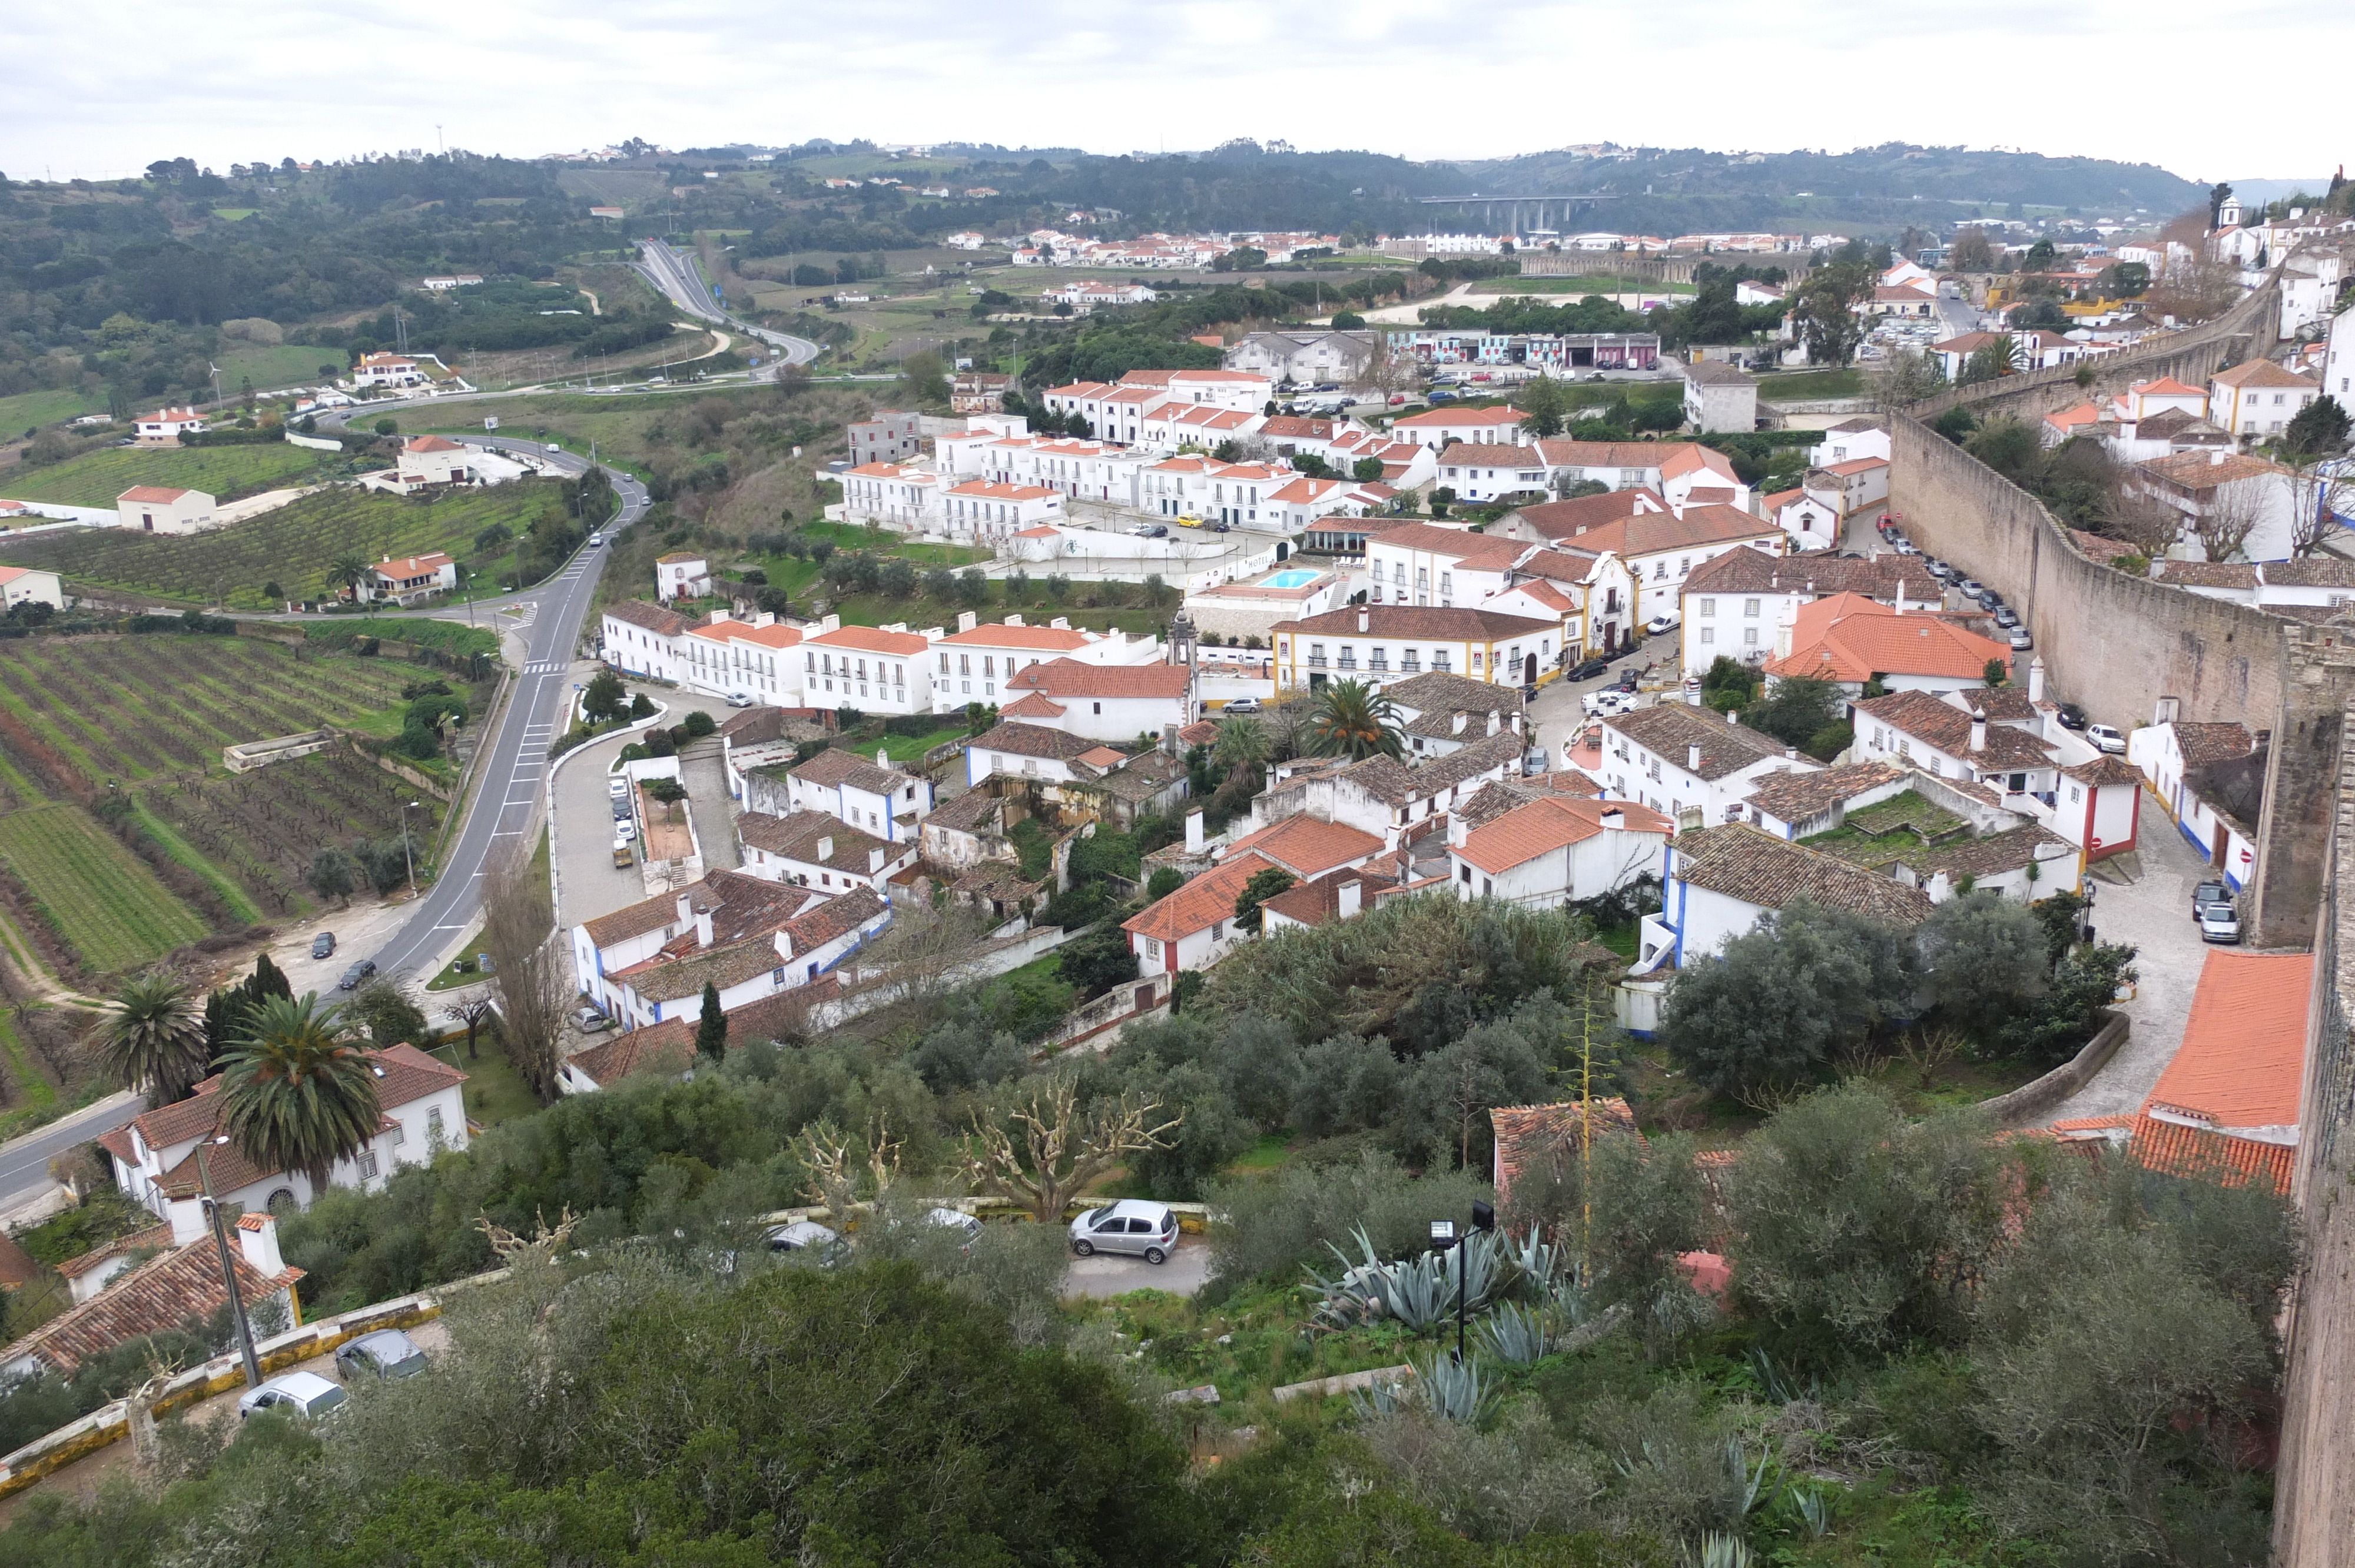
[[0, 480, 569, 607], [0, 388, 104, 434], [215, 343, 341, 393], [1469, 276, 1696, 296], [0, 443, 329, 507], [0, 634, 449, 944], [0, 804, 207, 971], [1759, 368, 1865, 400]]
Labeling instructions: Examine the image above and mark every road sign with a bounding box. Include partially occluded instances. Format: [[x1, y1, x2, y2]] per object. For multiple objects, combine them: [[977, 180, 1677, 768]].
[[484, 416, 499, 430]]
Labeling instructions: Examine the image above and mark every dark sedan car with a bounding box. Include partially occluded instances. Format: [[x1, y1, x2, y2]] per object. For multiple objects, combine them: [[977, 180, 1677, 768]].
[[2056, 703, 2089, 730], [1565, 657, 1611, 682], [338, 958, 377, 991]]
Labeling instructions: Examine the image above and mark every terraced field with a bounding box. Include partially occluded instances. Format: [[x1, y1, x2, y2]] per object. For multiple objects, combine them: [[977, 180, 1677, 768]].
[[0, 480, 568, 609], [0, 634, 450, 972], [0, 442, 330, 507], [0, 805, 206, 972]]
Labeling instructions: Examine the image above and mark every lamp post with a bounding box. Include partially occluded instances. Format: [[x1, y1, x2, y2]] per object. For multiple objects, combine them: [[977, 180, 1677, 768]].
[[1431, 1201, 1497, 1367], [194, 1135, 263, 1388], [400, 800, 420, 897]]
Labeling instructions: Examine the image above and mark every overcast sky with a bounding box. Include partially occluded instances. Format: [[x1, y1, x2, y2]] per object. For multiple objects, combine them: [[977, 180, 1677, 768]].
[[8, 1, 2345, 185]]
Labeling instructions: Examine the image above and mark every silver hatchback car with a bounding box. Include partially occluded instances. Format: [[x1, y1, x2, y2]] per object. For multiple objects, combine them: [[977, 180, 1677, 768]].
[[1069, 1199, 1179, 1264]]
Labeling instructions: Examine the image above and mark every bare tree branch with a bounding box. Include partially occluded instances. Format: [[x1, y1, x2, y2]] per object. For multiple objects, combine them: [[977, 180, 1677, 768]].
[[483, 848, 568, 1105], [958, 1078, 1181, 1222]]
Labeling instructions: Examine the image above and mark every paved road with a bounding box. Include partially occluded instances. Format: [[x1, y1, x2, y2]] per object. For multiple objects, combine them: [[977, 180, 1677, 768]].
[[0, 1091, 144, 1210], [633, 240, 822, 368], [323, 437, 652, 985], [1064, 1235, 1212, 1300]]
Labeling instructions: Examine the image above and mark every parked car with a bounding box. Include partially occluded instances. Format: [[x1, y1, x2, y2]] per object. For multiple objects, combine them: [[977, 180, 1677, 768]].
[[2191, 880, 2229, 919], [1993, 606, 2021, 629], [1925, 560, 1955, 580], [1068, 1199, 1179, 1264], [1565, 657, 1611, 682], [724, 690, 755, 707], [335, 1328, 428, 1383], [1979, 589, 2004, 608], [573, 1006, 615, 1033], [311, 932, 336, 960], [2008, 629, 2034, 650], [1958, 579, 1987, 600], [239, 1372, 349, 1422], [1212, 521, 1231, 532], [612, 838, 633, 868], [337, 959, 376, 991], [545, 443, 562, 454], [1606, 670, 1640, 693], [609, 776, 629, 800], [1892, 538, 1921, 556], [1583, 689, 1641, 717], [1222, 697, 1262, 715], [2087, 723, 2127, 755], [615, 818, 636, 842], [2200, 906, 2243, 945], [2057, 703, 2089, 730], [925, 1207, 983, 1247], [1643, 613, 1680, 635], [766, 1219, 847, 1265]]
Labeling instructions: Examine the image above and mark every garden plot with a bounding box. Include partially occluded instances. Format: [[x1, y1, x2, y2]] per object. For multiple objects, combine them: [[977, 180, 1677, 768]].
[[0, 480, 569, 609], [0, 804, 206, 972]]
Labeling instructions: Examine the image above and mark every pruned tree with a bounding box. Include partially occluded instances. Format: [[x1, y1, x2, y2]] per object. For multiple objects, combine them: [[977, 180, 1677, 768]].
[[482, 846, 566, 1105], [2285, 458, 2353, 557], [1868, 347, 1945, 409], [961, 1078, 1182, 1222], [2190, 480, 2264, 563], [794, 1114, 902, 1215], [475, 1205, 581, 1265], [443, 995, 495, 1061], [2099, 484, 2184, 559]]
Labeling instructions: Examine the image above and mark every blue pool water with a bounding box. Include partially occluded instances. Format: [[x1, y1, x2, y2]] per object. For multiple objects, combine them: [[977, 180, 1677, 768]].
[[1263, 569, 1320, 589]]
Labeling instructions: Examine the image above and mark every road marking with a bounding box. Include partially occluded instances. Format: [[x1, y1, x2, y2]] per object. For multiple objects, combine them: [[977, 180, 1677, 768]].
[[489, 829, 526, 837], [432, 922, 466, 932]]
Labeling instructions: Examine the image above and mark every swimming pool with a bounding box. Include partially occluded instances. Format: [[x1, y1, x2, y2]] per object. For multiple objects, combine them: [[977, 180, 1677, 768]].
[[1262, 568, 1321, 589]]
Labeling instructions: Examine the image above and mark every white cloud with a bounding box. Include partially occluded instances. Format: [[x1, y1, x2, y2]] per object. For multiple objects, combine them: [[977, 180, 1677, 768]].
[[5, 0, 2344, 182]]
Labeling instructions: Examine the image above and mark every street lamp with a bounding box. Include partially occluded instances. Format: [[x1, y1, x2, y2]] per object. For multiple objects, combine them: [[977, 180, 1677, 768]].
[[1430, 1202, 1497, 1367], [194, 1135, 262, 1387], [400, 800, 421, 897]]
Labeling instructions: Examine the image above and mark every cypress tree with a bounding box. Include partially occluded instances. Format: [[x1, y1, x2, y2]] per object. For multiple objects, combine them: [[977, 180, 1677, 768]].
[[695, 982, 728, 1064]]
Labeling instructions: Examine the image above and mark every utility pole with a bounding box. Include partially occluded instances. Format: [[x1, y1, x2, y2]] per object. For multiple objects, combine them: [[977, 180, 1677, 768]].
[[401, 799, 420, 896], [195, 1138, 263, 1387]]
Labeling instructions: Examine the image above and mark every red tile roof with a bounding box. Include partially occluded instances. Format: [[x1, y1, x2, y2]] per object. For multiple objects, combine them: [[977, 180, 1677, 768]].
[[1004, 658, 1191, 700], [808, 624, 930, 656], [1221, 815, 1386, 879], [1455, 795, 1673, 875], [1490, 1099, 1640, 1204], [1763, 593, 2016, 683], [606, 600, 691, 637], [118, 485, 197, 504], [1123, 852, 1280, 942], [1, 1238, 302, 1376], [2146, 950, 2310, 1135], [937, 622, 1094, 650]]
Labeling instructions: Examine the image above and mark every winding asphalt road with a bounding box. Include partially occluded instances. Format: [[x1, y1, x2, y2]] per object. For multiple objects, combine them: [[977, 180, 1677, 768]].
[[632, 238, 822, 370]]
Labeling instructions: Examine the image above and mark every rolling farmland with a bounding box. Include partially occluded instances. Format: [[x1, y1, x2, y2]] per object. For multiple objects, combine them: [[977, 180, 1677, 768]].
[[0, 634, 450, 974], [0, 442, 330, 507], [0, 806, 207, 972], [0, 480, 569, 608]]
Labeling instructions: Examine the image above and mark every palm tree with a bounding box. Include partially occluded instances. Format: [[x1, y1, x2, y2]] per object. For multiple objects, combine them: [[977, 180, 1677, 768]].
[[1212, 713, 1268, 776], [326, 552, 370, 603], [94, 974, 211, 1108], [1304, 678, 1404, 762], [218, 994, 383, 1191]]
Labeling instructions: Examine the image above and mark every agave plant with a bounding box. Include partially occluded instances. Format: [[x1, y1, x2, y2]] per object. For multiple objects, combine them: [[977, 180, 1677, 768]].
[[1476, 1300, 1549, 1366], [1687, 1532, 1754, 1568], [1415, 1349, 1494, 1424], [1305, 1226, 1509, 1334], [1505, 1224, 1568, 1300]]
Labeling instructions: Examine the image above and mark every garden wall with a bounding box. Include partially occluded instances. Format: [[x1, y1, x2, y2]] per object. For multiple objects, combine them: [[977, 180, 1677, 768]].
[[1975, 1009, 2130, 1125]]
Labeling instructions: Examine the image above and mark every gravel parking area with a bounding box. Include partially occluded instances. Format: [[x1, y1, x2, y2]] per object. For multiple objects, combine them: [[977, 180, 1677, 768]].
[[549, 682, 732, 932], [1063, 1235, 1212, 1300]]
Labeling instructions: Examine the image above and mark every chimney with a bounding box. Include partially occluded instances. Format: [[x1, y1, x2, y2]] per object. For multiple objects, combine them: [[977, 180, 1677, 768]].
[[1487, 710, 1501, 735], [1162, 722, 1178, 754], [1338, 879, 1363, 918], [237, 1211, 284, 1277], [1725, 707, 1738, 725], [2027, 656, 2046, 703], [957, 610, 978, 632], [1687, 743, 1703, 772], [1600, 808, 1626, 830], [1357, 608, 1370, 633], [818, 834, 834, 862], [1004, 613, 1024, 627], [820, 613, 841, 633], [1050, 617, 1070, 630], [1452, 711, 1469, 735], [167, 1190, 208, 1248], [2209, 447, 2227, 467], [1894, 583, 1906, 614], [1185, 810, 1205, 853], [877, 746, 890, 767], [694, 909, 715, 948], [1969, 710, 1988, 753]]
